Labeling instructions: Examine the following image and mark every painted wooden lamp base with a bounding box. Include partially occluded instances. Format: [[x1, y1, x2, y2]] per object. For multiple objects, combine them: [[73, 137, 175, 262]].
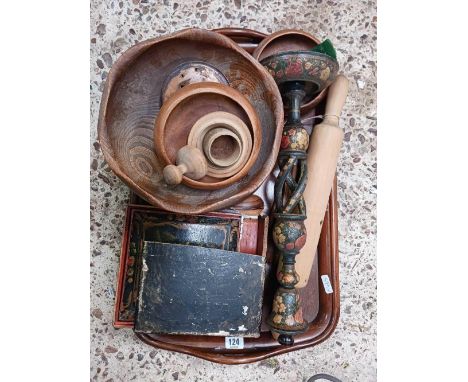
[[267, 81, 310, 345]]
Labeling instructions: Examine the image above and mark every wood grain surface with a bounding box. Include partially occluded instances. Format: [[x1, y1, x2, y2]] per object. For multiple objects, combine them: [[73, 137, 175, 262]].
[[98, 28, 283, 213], [162, 145, 208, 185], [188, 111, 253, 179], [294, 75, 349, 287]]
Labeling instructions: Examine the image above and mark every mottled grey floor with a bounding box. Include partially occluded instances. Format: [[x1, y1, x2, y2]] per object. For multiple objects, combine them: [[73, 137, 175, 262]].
[[90, 1, 377, 381]]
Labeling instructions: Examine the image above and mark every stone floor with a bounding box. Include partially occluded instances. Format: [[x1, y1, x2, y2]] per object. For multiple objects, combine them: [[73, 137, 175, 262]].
[[90, 1, 377, 381]]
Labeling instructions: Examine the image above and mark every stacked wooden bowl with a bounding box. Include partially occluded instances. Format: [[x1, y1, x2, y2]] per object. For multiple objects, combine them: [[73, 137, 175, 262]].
[[154, 82, 262, 190]]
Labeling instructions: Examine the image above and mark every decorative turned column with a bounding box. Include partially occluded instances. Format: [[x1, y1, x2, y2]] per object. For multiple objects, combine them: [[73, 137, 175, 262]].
[[267, 81, 309, 346], [260, 47, 339, 345]]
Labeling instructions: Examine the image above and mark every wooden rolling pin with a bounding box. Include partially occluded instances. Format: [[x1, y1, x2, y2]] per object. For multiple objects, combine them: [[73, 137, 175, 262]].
[[280, 74, 349, 288]]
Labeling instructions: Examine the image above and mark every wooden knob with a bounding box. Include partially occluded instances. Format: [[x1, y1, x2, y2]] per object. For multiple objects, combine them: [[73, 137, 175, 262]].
[[163, 145, 207, 185]]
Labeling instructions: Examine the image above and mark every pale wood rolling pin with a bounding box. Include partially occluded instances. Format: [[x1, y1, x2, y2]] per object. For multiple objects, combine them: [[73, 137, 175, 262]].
[[278, 74, 349, 288]]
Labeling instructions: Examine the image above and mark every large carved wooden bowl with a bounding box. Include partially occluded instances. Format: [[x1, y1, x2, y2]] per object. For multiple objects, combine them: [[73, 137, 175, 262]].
[[98, 28, 283, 214]]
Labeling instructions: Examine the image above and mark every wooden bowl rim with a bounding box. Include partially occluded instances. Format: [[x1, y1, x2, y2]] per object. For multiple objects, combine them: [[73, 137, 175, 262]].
[[98, 28, 284, 213], [252, 29, 328, 111], [154, 82, 262, 190]]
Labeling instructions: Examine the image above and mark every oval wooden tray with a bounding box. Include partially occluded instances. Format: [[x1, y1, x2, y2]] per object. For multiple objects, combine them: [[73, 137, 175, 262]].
[[132, 28, 340, 365]]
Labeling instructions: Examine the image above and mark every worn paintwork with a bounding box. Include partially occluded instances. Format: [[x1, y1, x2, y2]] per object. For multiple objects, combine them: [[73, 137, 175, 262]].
[[116, 209, 241, 324], [266, 72, 336, 344], [160, 61, 229, 103], [267, 287, 307, 332], [281, 126, 309, 151], [272, 217, 307, 254], [268, 213, 308, 340], [261, 51, 338, 96]]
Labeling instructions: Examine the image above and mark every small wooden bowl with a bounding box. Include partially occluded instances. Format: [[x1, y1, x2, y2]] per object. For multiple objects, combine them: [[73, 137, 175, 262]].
[[253, 29, 328, 111], [154, 82, 261, 190], [188, 111, 253, 179], [203, 127, 243, 168]]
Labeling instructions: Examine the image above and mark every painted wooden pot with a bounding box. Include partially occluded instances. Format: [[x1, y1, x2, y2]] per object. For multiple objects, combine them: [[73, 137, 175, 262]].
[[253, 29, 333, 111], [154, 83, 261, 190], [260, 50, 339, 101]]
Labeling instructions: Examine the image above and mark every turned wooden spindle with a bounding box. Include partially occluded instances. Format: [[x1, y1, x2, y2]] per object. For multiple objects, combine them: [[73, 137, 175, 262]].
[[259, 43, 340, 345], [162, 145, 207, 185], [267, 81, 309, 346]]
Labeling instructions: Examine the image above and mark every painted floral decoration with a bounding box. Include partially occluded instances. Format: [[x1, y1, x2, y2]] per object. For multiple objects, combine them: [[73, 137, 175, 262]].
[[261, 51, 338, 94], [272, 219, 307, 252]]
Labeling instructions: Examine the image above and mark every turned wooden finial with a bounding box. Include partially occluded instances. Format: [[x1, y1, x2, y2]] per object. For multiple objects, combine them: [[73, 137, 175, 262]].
[[163, 145, 208, 185]]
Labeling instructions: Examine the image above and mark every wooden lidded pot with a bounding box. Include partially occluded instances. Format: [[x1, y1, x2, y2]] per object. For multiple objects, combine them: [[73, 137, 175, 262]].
[[253, 29, 327, 111], [154, 82, 262, 190]]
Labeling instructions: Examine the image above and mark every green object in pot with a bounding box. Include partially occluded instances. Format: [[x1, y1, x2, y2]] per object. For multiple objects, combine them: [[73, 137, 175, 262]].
[[311, 39, 337, 60]]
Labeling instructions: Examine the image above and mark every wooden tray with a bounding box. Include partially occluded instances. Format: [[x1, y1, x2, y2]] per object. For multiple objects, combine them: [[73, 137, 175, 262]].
[[116, 28, 340, 364]]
